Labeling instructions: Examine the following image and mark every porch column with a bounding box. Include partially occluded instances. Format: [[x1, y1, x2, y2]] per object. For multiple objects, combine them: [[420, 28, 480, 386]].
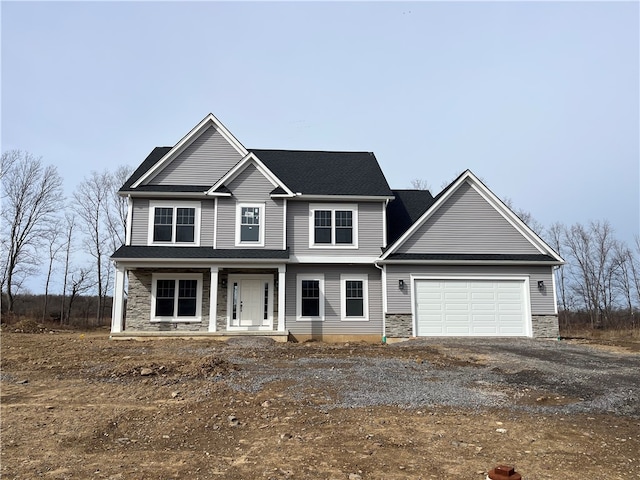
[[111, 264, 125, 333], [277, 265, 286, 332], [209, 267, 219, 332]]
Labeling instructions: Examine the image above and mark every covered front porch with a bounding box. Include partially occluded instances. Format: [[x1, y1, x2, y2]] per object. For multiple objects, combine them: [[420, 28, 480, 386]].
[[110, 260, 288, 339]]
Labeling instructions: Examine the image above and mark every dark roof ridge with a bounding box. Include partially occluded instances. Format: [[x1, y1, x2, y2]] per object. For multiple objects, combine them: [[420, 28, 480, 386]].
[[251, 148, 375, 155]]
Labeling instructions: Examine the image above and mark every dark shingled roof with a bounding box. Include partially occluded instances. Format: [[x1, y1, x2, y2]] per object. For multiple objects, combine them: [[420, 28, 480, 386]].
[[120, 147, 394, 197], [386, 190, 436, 246], [250, 149, 393, 197], [120, 147, 172, 191], [385, 253, 558, 262], [112, 246, 289, 260]]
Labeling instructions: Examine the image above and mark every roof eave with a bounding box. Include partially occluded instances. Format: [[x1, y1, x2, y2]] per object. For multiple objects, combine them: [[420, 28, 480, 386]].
[[292, 194, 395, 201], [376, 259, 564, 266], [112, 257, 290, 264], [119, 191, 211, 198]]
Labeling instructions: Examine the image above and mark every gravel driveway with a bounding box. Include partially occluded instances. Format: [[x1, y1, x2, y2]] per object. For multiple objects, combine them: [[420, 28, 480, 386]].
[[223, 338, 640, 418]]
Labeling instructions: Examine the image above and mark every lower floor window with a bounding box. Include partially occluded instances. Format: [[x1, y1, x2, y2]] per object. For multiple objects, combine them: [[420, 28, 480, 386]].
[[345, 280, 364, 317], [341, 274, 369, 321], [301, 280, 320, 317], [297, 275, 324, 320], [152, 274, 202, 321]]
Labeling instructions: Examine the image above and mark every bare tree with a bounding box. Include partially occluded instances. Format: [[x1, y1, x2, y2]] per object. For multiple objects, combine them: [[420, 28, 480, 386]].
[[0, 150, 64, 314], [65, 267, 94, 323], [42, 219, 65, 321], [105, 165, 133, 252], [546, 222, 571, 311], [59, 212, 76, 325], [563, 221, 621, 328], [74, 171, 111, 322], [503, 197, 544, 235], [409, 178, 431, 191]]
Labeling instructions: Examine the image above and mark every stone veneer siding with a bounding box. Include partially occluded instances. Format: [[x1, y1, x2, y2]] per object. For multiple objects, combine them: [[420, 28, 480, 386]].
[[385, 314, 413, 338], [385, 313, 560, 338], [125, 269, 211, 332], [531, 314, 559, 338]]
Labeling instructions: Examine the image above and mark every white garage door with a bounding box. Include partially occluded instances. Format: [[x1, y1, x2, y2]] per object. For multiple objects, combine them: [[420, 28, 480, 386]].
[[414, 279, 530, 337]]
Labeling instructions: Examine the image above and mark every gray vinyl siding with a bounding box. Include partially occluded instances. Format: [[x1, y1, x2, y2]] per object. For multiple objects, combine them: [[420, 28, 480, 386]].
[[385, 264, 556, 315], [285, 264, 383, 335], [200, 200, 215, 247], [287, 200, 385, 258], [131, 199, 149, 245], [215, 164, 284, 250], [147, 126, 243, 186], [398, 182, 539, 255], [129, 198, 214, 247]]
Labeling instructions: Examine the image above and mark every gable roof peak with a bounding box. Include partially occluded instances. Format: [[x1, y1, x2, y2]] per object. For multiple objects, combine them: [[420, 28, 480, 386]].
[[129, 112, 248, 189]]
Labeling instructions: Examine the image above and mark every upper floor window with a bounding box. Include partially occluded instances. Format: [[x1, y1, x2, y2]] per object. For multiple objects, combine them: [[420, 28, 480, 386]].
[[236, 203, 265, 247], [148, 201, 200, 245], [309, 204, 358, 248]]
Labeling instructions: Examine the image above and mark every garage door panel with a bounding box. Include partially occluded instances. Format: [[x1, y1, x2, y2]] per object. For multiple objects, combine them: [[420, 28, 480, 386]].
[[445, 303, 469, 311], [471, 292, 496, 300], [415, 279, 529, 337]]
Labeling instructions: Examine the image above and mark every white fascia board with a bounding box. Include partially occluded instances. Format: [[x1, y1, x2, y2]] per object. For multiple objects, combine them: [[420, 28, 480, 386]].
[[289, 255, 379, 264], [125, 191, 210, 198], [206, 153, 295, 196], [131, 113, 248, 189], [377, 259, 563, 266], [293, 194, 395, 202]]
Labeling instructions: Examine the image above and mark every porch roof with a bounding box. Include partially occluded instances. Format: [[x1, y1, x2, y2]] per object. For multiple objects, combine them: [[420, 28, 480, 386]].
[[111, 246, 290, 260]]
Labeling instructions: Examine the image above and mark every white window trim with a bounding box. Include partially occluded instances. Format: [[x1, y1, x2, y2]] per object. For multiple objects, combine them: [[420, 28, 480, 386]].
[[150, 273, 203, 322], [340, 274, 369, 321], [308, 203, 358, 249], [226, 274, 274, 330], [148, 200, 201, 246], [296, 274, 325, 321], [235, 202, 265, 247]]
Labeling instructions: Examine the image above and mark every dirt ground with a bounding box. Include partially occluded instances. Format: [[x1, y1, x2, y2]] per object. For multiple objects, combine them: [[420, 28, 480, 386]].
[[2, 328, 639, 480]]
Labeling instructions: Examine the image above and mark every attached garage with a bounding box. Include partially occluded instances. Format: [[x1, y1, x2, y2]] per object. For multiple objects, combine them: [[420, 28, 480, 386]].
[[413, 278, 532, 337]]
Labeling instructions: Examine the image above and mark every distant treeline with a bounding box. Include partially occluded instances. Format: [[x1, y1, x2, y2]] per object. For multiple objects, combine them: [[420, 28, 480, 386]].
[[1, 293, 113, 327]]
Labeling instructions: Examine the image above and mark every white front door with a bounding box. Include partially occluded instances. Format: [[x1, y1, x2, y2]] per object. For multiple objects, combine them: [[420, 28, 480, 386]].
[[239, 279, 264, 327], [228, 274, 273, 330]]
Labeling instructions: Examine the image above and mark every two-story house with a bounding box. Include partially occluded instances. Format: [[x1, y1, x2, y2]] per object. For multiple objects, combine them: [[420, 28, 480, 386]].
[[110, 113, 564, 342]]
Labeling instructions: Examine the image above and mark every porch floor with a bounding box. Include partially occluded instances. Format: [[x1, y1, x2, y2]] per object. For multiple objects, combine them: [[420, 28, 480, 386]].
[[110, 330, 290, 342]]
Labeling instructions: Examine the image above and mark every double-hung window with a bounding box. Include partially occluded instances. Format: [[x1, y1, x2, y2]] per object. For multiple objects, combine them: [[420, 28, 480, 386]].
[[236, 203, 265, 246], [149, 201, 200, 245], [309, 204, 358, 248], [296, 275, 325, 321], [151, 274, 202, 322], [340, 274, 369, 321]]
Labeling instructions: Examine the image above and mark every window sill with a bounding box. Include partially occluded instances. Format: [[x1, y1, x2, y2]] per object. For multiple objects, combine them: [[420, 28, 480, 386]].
[[151, 318, 202, 323], [309, 244, 358, 249], [341, 318, 369, 322], [296, 317, 325, 322], [149, 242, 200, 247]]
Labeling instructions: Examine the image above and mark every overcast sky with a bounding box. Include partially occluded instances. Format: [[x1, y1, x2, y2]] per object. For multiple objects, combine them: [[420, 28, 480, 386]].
[[2, 1, 639, 292]]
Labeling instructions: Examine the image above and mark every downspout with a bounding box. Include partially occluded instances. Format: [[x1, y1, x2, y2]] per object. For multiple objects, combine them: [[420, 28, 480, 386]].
[[374, 259, 387, 343], [376, 198, 391, 343]]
